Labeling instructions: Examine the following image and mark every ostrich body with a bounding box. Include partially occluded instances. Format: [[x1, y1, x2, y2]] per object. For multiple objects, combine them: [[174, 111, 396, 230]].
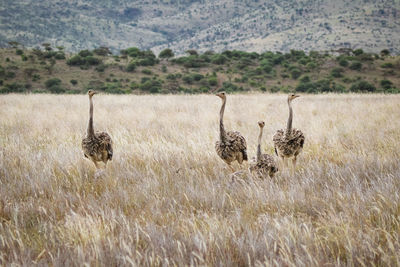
[[82, 90, 113, 169], [273, 94, 305, 168], [250, 121, 278, 178], [215, 92, 248, 168]]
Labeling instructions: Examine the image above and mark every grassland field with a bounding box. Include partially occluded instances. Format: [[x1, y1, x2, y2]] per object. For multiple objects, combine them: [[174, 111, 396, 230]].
[[0, 93, 400, 266]]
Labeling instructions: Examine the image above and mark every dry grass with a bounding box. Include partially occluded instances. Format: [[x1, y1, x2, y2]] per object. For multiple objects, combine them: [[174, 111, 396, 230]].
[[1, 93, 400, 266]]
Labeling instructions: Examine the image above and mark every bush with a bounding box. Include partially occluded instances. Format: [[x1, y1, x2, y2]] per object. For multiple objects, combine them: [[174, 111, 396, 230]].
[[380, 49, 390, 57], [349, 80, 376, 92], [67, 55, 85, 66], [159, 48, 174, 59], [208, 77, 218, 86], [353, 49, 364, 56], [32, 74, 41, 81], [142, 69, 152, 75], [48, 85, 65, 93], [381, 62, 394, 68], [349, 61, 362, 71], [182, 75, 194, 84], [78, 49, 93, 57], [45, 78, 61, 88], [140, 79, 162, 93], [85, 56, 101, 65], [338, 58, 349, 67], [95, 64, 107, 72], [55, 53, 66, 60], [1, 82, 25, 93], [211, 54, 228, 65], [126, 62, 136, 72], [290, 68, 302, 79], [380, 79, 393, 89], [306, 62, 317, 70], [16, 49, 24, 55], [93, 47, 111, 56], [70, 79, 78, 85], [331, 67, 345, 78]]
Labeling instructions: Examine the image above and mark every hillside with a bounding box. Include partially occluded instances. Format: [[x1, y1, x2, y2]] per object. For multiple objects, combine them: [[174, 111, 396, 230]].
[[0, 0, 399, 54], [0, 46, 399, 94]]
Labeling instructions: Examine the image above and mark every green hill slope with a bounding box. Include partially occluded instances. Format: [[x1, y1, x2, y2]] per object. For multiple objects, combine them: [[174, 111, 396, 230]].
[[0, 46, 399, 94]]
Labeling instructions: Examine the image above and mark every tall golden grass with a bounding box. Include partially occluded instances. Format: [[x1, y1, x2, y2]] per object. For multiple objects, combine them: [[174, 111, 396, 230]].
[[1, 94, 399, 266]]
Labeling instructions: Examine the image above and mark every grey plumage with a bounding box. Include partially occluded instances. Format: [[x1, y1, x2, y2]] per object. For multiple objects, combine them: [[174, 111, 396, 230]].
[[273, 94, 305, 169], [82, 90, 113, 169], [215, 92, 247, 167], [250, 121, 278, 178]]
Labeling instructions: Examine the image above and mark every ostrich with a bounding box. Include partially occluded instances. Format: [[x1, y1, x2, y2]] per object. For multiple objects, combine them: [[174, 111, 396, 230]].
[[273, 94, 305, 170], [250, 121, 278, 178], [215, 92, 248, 170], [82, 90, 113, 172]]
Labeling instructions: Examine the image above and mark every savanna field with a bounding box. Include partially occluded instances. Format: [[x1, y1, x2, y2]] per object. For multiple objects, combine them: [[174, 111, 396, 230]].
[[1, 93, 400, 266]]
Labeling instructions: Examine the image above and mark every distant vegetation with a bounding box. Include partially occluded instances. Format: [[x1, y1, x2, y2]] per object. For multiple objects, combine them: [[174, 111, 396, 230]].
[[0, 43, 399, 94]]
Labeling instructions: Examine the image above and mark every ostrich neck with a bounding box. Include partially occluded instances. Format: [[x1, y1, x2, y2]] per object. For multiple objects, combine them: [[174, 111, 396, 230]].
[[257, 127, 263, 162], [219, 98, 227, 142], [87, 96, 95, 137], [285, 100, 293, 137]]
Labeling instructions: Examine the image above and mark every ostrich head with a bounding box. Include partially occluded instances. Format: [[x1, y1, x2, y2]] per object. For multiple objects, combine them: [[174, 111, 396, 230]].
[[258, 121, 265, 128], [216, 91, 226, 100], [288, 93, 300, 102], [88, 90, 97, 97]]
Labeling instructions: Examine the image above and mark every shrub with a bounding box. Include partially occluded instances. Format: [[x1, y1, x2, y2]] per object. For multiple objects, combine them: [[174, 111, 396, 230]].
[[353, 49, 364, 56], [67, 55, 85, 66], [70, 79, 78, 85], [137, 57, 157, 66], [380, 79, 393, 89], [140, 79, 162, 93], [299, 75, 311, 83], [85, 56, 101, 65], [208, 77, 218, 86], [126, 62, 136, 72], [380, 49, 390, 57], [159, 48, 174, 59], [5, 71, 16, 79], [192, 73, 204, 81], [78, 49, 93, 57], [55, 53, 66, 60], [290, 68, 302, 79], [16, 49, 24, 55], [45, 78, 61, 88], [95, 64, 107, 72], [349, 80, 376, 92], [32, 74, 41, 81], [186, 50, 198, 56], [349, 61, 362, 71], [142, 69, 152, 75], [211, 54, 228, 65], [48, 85, 65, 93], [331, 67, 345, 78], [182, 75, 194, 84], [161, 65, 167, 73], [0, 82, 25, 93], [338, 58, 349, 67], [306, 62, 317, 70], [381, 62, 394, 69], [93, 47, 111, 56]]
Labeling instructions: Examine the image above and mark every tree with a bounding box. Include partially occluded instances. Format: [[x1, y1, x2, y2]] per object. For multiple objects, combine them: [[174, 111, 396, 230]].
[[380, 49, 390, 57], [186, 50, 198, 56], [349, 61, 362, 71], [93, 47, 112, 56], [159, 48, 174, 59], [42, 43, 52, 51]]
